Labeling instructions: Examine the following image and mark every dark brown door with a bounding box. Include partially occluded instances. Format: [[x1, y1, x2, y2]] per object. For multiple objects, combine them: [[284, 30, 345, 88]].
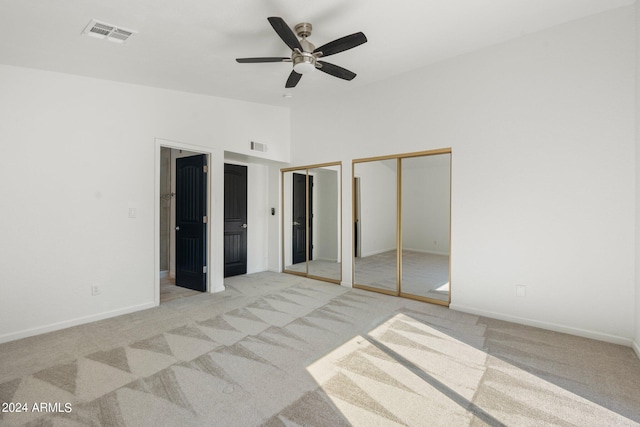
[[224, 164, 248, 277], [175, 154, 207, 291]]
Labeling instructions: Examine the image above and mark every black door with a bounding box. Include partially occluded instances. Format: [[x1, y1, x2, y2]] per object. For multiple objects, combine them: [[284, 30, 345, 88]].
[[175, 154, 207, 291], [292, 173, 313, 264], [224, 164, 248, 277]]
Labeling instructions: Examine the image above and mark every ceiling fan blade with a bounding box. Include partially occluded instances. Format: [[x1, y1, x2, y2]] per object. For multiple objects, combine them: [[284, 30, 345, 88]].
[[316, 61, 357, 81], [285, 70, 302, 88], [268, 17, 302, 51], [236, 57, 289, 63], [313, 32, 367, 57]]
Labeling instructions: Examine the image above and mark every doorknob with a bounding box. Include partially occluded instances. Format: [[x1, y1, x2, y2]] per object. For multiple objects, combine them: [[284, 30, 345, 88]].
[[241, 224, 248, 229], [175, 226, 180, 231]]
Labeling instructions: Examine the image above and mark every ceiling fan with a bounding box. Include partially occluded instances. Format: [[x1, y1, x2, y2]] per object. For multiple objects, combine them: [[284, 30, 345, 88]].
[[236, 17, 367, 88]]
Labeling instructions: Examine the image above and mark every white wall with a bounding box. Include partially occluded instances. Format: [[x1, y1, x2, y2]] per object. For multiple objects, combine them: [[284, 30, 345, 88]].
[[0, 64, 290, 343], [312, 167, 340, 261], [290, 7, 635, 344], [222, 159, 271, 275], [267, 163, 282, 272], [402, 155, 451, 255]]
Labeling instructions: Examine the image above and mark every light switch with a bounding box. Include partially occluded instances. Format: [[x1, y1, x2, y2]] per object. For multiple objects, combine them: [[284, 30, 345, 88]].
[[129, 208, 137, 218]]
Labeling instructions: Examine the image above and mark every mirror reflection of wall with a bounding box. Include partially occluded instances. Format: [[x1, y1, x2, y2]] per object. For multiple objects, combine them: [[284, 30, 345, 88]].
[[353, 159, 397, 293], [281, 163, 342, 284], [308, 166, 341, 281], [353, 150, 451, 306], [159, 147, 172, 274], [401, 154, 451, 303]]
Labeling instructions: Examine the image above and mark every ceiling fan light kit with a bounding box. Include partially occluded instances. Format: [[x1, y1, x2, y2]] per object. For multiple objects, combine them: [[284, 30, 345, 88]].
[[292, 57, 316, 75], [236, 17, 367, 88]]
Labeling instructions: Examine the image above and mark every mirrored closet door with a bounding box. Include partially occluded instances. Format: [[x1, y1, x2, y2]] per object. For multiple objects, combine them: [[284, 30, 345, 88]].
[[353, 149, 451, 306], [400, 153, 451, 303], [352, 158, 398, 294], [282, 163, 342, 284]]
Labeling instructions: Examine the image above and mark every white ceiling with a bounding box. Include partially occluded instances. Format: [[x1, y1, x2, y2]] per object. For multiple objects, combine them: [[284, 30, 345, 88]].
[[0, 0, 632, 107]]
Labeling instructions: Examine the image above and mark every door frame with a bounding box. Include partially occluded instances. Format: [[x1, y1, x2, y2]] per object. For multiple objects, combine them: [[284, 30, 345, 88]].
[[154, 138, 218, 306]]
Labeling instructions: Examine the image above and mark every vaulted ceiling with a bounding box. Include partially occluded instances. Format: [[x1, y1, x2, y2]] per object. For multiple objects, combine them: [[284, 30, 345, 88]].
[[0, 0, 632, 107]]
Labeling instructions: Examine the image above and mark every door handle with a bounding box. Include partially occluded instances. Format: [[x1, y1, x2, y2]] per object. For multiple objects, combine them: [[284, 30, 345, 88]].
[[175, 226, 180, 231], [292, 221, 300, 226], [241, 224, 248, 229]]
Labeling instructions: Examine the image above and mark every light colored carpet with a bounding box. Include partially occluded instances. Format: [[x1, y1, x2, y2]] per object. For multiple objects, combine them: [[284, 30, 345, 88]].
[[0, 272, 638, 426], [160, 277, 202, 303], [355, 250, 450, 302], [285, 259, 341, 281]]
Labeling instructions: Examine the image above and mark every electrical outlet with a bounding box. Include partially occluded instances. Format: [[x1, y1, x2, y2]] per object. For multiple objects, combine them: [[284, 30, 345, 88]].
[[516, 285, 526, 297], [91, 285, 101, 296]]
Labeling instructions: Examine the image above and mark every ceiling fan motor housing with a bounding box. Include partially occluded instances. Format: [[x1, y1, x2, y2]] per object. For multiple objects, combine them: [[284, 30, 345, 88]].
[[294, 22, 313, 38]]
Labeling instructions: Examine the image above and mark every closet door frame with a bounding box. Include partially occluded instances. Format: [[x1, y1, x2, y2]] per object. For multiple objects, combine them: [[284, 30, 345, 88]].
[[281, 161, 342, 285], [352, 148, 451, 307]]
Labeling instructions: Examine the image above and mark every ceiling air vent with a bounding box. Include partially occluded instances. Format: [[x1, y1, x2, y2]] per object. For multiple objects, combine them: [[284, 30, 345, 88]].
[[250, 141, 268, 152], [82, 19, 135, 44]]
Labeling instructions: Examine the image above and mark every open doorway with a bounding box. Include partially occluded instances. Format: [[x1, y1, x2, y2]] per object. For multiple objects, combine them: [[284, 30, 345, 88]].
[[158, 146, 210, 303]]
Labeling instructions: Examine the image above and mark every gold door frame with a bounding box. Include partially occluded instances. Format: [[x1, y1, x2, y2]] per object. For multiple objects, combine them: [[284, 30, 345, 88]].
[[352, 148, 452, 306], [281, 161, 342, 285]]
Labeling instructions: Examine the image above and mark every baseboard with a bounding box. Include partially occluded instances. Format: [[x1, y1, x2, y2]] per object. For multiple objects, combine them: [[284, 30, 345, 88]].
[[633, 340, 640, 360], [450, 303, 634, 348], [361, 247, 396, 258], [315, 257, 341, 263], [0, 302, 156, 345], [159, 270, 169, 279], [402, 248, 449, 257], [363, 247, 448, 257]]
